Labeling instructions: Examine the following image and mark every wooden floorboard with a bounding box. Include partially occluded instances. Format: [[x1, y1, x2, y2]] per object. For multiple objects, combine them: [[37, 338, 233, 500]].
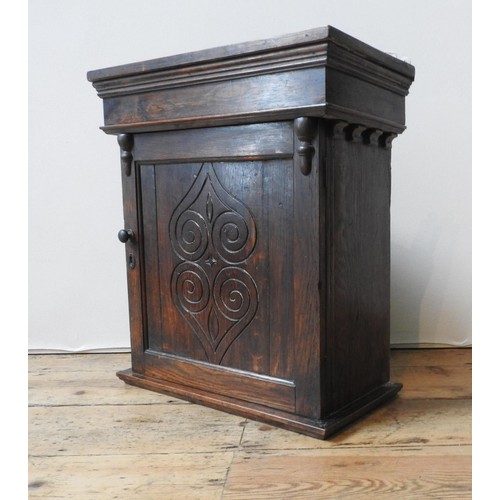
[[28, 348, 471, 499], [29, 453, 233, 500], [222, 454, 471, 499]]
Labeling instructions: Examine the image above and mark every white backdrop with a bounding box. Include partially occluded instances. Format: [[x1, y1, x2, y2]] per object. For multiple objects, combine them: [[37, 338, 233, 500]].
[[28, 0, 471, 351]]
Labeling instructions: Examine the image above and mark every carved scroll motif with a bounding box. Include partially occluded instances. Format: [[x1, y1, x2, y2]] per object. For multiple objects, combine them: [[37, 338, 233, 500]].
[[379, 132, 398, 149], [364, 128, 384, 146], [348, 124, 367, 142], [169, 163, 258, 364]]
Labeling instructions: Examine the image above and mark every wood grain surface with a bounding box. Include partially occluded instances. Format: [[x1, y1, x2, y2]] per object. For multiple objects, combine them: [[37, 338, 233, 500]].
[[29, 348, 471, 498], [88, 29, 416, 438]]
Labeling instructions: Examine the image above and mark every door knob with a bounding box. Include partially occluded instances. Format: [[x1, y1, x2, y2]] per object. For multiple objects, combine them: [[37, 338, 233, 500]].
[[118, 229, 134, 243]]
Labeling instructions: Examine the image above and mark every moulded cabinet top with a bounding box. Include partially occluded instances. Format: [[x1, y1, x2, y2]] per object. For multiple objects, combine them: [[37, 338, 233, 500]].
[[87, 26, 415, 135], [87, 26, 414, 82]]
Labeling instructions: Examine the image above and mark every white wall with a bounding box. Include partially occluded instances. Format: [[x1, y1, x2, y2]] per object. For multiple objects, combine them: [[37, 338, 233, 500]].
[[28, 0, 471, 350]]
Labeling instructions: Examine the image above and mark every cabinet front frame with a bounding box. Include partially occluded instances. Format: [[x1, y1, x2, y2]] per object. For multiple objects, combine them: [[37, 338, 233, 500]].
[[119, 120, 324, 417]]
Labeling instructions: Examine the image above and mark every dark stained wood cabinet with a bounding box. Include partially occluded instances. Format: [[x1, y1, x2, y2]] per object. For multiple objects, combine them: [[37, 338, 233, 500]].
[[88, 26, 415, 439]]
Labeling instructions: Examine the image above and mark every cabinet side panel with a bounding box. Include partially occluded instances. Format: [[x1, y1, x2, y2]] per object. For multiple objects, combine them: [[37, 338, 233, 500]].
[[330, 135, 391, 410]]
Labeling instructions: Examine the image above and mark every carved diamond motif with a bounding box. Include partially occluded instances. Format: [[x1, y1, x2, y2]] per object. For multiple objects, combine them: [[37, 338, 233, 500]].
[[169, 163, 258, 364]]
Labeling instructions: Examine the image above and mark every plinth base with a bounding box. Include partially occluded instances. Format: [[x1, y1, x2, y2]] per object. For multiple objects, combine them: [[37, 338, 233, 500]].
[[117, 369, 402, 440]]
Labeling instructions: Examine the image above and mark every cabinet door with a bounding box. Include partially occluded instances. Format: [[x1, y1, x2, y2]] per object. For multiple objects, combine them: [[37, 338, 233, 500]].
[[127, 122, 321, 414]]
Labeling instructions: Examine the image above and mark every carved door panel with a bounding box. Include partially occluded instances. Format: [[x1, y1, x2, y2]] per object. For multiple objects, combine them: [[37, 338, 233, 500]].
[[139, 159, 295, 382]]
